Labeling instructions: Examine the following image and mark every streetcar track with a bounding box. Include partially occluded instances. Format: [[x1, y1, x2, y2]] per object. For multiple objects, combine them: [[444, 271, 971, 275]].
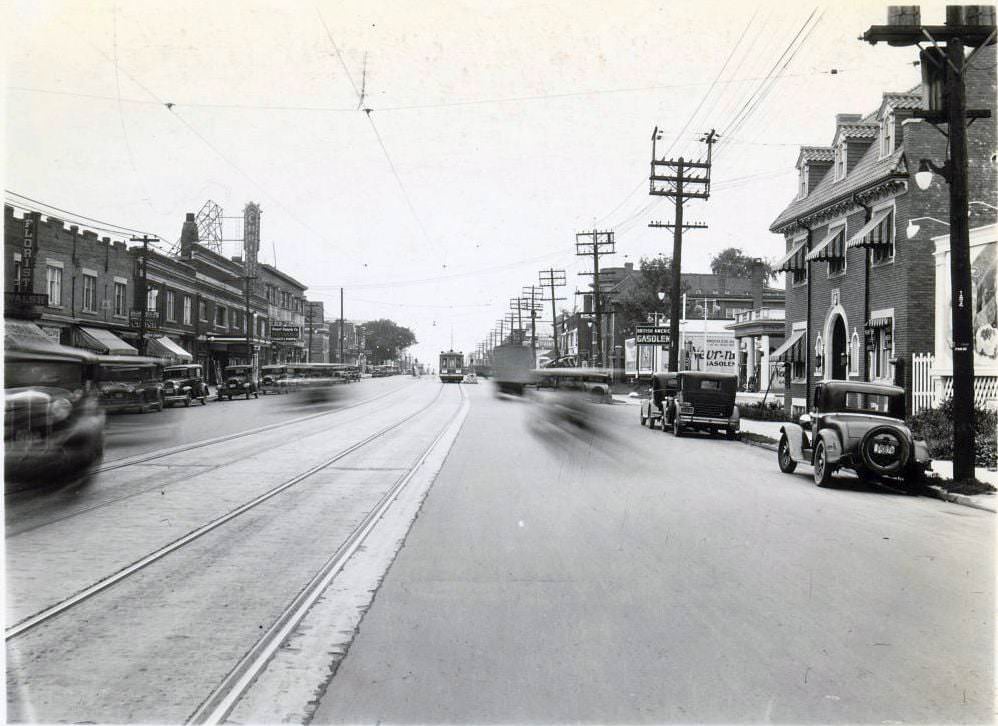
[[5, 382, 428, 539], [186, 384, 468, 725], [5, 384, 453, 641], [95, 381, 412, 473]]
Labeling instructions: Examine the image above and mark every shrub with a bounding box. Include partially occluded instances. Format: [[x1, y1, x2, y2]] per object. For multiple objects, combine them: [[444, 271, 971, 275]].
[[739, 401, 793, 422], [907, 398, 998, 469]]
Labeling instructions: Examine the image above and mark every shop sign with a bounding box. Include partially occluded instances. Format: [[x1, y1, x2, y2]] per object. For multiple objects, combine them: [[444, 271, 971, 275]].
[[271, 324, 302, 342]]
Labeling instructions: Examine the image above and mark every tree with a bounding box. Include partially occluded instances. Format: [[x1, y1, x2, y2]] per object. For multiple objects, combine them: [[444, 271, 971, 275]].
[[710, 247, 776, 280], [363, 319, 417, 365], [611, 255, 688, 339]]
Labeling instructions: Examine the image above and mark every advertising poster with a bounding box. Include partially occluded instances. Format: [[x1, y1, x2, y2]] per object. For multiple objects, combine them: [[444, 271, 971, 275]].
[[684, 333, 737, 373], [940, 239, 998, 370]]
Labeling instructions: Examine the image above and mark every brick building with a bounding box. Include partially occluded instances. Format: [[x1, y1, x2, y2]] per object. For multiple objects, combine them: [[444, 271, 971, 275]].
[[769, 44, 996, 413], [305, 300, 329, 363], [329, 319, 365, 366], [4, 206, 137, 353], [258, 264, 307, 364]]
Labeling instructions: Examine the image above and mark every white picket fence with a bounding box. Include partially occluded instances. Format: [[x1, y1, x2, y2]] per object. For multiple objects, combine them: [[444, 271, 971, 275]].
[[911, 353, 935, 414]]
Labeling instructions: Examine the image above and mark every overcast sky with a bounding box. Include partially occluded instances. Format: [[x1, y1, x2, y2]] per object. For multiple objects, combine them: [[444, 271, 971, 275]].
[[4, 0, 947, 363]]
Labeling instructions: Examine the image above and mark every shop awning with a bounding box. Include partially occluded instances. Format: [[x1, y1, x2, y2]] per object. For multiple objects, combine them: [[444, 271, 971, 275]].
[[76, 326, 137, 355], [776, 240, 808, 271], [865, 316, 893, 330], [770, 328, 806, 362], [845, 208, 892, 250], [806, 228, 845, 261], [147, 336, 193, 362]]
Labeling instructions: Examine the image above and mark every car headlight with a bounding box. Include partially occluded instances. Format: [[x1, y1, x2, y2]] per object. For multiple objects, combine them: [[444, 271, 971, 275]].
[[181, 385, 191, 392], [243, 382, 250, 388], [49, 398, 73, 423]]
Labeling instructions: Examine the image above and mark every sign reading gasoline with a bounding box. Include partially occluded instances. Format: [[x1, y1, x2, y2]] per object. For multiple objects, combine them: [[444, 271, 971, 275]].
[[685, 333, 737, 372], [635, 325, 670, 345]]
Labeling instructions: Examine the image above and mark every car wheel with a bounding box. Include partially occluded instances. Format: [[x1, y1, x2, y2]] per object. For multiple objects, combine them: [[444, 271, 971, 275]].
[[640, 411, 647, 426], [253, 392, 259, 399], [726, 429, 738, 441], [201, 395, 207, 405], [672, 415, 683, 437], [813, 441, 833, 487], [778, 435, 797, 473]]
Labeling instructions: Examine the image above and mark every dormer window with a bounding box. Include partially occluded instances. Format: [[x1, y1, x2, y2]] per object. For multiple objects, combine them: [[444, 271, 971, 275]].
[[834, 140, 847, 181], [880, 108, 895, 158], [798, 165, 808, 199]]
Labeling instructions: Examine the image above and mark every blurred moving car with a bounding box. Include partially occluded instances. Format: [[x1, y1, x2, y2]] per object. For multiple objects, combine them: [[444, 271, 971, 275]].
[[665, 371, 739, 439], [219, 364, 259, 400], [161, 363, 209, 407], [96, 356, 165, 414], [640, 372, 679, 430], [493, 344, 534, 395], [260, 364, 293, 395], [5, 327, 106, 491], [777, 380, 931, 490]]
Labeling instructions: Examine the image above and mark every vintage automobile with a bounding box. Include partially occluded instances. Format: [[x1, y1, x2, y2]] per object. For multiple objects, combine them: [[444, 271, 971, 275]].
[[161, 364, 209, 407], [260, 364, 293, 395], [531, 367, 612, 401], [96, 356, 165, 413], [5, 329, 106, 492], [640, 372, 679, 429], [219, 364, 259, 400], [777, 380, 931, 489], [666, 371, 740, 438]]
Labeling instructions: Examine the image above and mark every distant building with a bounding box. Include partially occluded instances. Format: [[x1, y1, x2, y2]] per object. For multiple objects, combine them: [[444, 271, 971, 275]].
[[304, 300, 328, 362]]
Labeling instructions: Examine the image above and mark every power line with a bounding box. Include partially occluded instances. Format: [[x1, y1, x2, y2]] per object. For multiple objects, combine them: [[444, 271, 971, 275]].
[[4, 190, 170, 242]]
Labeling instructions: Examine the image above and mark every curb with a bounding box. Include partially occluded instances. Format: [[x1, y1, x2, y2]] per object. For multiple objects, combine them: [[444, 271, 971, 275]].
[[922, 484, 997, 513], [736, 438, 996, 513]]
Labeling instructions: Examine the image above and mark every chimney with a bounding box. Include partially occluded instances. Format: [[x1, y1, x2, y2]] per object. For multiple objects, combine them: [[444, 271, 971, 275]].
[[835, 113, 862, 126], [751, 261, 765, 311], [180, 212, 199, 257]]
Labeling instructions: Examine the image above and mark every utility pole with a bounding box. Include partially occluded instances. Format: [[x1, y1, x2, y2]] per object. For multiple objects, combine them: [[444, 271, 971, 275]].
[[521, 285, 544, 364], [339, 287, 345, 364], [575, 230, 615, 367], [130, 235, 157, 356], [862, 6, 995, 481], [539, 268, 567, 360], [649, 126, 716, 371], [510, 297, 524, 344]]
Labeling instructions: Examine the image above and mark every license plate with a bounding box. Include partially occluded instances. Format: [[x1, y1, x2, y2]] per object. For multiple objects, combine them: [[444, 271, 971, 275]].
[[874, 443, 896, 455]]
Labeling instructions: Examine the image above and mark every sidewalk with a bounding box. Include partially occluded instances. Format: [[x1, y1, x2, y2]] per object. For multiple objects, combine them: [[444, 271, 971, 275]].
[[616, 395, 996, 513]]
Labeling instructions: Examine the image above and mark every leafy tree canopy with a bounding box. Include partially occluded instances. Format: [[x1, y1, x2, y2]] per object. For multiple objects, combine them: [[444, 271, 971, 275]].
[[612, 255, 688, 338], [710, 247, 776, 280], [363, 319, 417, 365]]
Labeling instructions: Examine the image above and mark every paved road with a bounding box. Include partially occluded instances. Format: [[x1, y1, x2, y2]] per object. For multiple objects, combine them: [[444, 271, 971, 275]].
[[100, 376, 411, 462], [311, 384, 995, 724], [5, 378, 458, 723]]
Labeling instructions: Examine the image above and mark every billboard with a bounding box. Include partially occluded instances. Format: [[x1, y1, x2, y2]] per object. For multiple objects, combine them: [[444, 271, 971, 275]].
[[682, 332, 737, 373], [270, 323, 301, 342]]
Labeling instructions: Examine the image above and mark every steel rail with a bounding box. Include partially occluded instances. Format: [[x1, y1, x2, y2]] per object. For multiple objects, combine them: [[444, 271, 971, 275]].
[[186, 385, 467, 725], [6, 383, 425, 539], [96, 381, 413, 473], [5, 384, 450, 641]]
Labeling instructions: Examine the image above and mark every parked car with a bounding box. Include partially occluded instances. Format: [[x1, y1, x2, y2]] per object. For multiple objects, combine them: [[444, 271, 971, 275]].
[[665, 371, 740, 438], [96, 356, 165, 413], [219, 364, 259, 400], [777, 380, 931, 490], [5, 333, 106, 492], [640, 372, 679, 429], [161, 364, 209, 407]]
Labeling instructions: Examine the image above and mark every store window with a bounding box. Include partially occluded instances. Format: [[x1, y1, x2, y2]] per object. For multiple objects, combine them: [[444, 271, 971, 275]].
[[47, 265, 63, 307], [183, 295, 193, 325], [146, 287, 159, 312], [165, 290, 176, 322], [216, 306, 227, 327], [114, 281, 127, 316]]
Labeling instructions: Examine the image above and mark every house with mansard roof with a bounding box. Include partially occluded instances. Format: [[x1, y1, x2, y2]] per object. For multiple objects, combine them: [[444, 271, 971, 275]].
[[768, 42, 996, 415]]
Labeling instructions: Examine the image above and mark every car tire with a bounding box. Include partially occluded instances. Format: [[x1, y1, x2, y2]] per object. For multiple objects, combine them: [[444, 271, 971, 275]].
[[253, 392, 259, 399], [673, 415, 683, 437], [859, 426, 910, 477], [813, 441, 833, 487], [778, 435, 797, 473], [640, 411, 647, 426], [201, 395, 207, 405], [726, 429, 738, 441]]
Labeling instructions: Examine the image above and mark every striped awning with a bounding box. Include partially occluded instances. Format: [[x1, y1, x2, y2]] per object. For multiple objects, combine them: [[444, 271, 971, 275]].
[[806, 228, 845, 261], [770, 328, 806, 362], [865, 316, 893, 330], [846, 208, 893, 249], [776, 240, 808, 271], [75, 326, 137, 355], [147, 336, 193, 362]]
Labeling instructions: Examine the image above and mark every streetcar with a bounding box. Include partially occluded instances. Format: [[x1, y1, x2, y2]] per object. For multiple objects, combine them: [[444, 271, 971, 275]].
[[439, 351, 464, 383]]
